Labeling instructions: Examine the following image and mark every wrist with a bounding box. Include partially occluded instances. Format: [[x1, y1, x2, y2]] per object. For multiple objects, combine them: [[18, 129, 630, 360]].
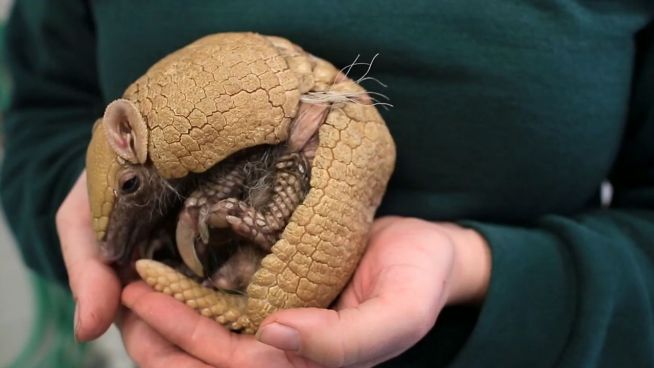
[[438, 224, 492, 305]]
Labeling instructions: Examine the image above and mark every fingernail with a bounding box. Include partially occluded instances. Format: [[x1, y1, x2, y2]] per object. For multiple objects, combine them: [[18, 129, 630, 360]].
[[256, 323, 300, 351], [73, 302, 81, 342]]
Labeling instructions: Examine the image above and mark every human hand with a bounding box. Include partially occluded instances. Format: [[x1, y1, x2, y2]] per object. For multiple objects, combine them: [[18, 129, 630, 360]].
[[55, 171, 121, 341], [121, 216, 491, 367]]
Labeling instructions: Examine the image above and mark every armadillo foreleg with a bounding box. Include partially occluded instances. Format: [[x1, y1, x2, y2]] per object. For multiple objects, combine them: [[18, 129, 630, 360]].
[[176, 160, 248, 277]]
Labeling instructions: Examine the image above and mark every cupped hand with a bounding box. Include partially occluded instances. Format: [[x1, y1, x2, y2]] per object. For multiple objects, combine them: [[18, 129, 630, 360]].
[[121, 216, 491, 368], [55, 171, 121, 341]]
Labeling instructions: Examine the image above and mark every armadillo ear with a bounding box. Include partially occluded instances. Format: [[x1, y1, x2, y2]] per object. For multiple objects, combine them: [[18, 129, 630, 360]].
[[103, 99, 148, 164], [288, 102, 329, 152]]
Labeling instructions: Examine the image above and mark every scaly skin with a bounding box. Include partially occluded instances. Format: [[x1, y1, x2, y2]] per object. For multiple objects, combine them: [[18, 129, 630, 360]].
[[199, 152, 312, 250], [86, 32, 395, 333]]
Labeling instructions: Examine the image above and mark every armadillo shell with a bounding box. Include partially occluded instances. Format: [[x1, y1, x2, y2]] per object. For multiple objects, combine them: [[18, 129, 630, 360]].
[[90, 32, 395, 332]]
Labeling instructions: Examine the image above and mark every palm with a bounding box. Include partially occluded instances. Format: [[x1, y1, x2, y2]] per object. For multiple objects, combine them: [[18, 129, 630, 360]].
[[337, 216, 454, 311]]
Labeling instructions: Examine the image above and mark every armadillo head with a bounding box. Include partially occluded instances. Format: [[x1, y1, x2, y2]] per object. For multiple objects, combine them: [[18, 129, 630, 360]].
[[86, 99, 178, 264]]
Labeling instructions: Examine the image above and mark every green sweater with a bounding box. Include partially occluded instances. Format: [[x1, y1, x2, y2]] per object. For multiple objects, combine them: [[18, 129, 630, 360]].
[[2, 1, 654, 367]]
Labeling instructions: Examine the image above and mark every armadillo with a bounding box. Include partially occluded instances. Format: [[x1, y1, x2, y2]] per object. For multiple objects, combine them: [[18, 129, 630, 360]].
[[85, 32, 395, 334]]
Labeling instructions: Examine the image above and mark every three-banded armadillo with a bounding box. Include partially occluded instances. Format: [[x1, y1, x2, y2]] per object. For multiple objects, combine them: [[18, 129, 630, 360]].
[[85, 32, 395, 334]]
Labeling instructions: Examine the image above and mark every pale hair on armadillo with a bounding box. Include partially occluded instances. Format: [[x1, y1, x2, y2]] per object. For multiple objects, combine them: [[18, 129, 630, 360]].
[[241, 147, 279, 208], [300, 54, 393, 109]]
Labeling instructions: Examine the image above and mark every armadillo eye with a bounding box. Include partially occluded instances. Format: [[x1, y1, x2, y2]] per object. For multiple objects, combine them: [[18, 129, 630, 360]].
[[120, 175, 140, 194]]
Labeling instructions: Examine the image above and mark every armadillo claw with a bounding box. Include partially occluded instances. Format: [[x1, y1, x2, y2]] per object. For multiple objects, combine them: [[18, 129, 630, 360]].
[[175, 210, 206, 277], [134, 259, 256, 333]]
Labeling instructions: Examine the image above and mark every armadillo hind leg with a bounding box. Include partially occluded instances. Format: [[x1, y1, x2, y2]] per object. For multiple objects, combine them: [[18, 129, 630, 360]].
[[208, 245, 266, 291], [175, 156, 253, 277], [135, 259, 256, 333], [182, 160, 249, 244]]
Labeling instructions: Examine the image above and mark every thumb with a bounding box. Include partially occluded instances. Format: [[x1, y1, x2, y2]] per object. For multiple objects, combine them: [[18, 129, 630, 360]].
[[256, 298, 433, 368], [57, 172, 121, 341]]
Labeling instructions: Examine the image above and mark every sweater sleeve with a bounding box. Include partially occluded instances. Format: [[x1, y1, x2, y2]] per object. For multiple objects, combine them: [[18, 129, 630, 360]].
[[0, 0, 103, 285], [451, 27, 654, 368]]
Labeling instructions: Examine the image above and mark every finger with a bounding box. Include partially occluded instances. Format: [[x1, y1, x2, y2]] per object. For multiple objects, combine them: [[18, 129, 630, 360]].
[[70, 259, 121, 341], [56, 172, 121, 341], [369, 215, 403, 234], [119, 309, 213, 368], [256, 297, 436, 368], [122, 281, 238, 366]]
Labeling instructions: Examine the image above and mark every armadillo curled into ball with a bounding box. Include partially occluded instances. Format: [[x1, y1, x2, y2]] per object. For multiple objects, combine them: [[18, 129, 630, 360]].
[[85, 32, 395, 334]]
